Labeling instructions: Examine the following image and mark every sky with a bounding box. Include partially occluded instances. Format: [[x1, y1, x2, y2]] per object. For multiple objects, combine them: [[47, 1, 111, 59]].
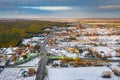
[[0, 0, 120, 18]]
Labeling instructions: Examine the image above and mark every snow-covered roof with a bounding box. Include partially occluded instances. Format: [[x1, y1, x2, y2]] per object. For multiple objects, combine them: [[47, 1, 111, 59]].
[[91, 46, 116, 57]]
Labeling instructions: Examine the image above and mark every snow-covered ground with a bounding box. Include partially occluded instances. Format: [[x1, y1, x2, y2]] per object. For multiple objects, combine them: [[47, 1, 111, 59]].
[[1, 24, 120, 80], [47, 66, 119, 80], [5, 47, 17, 54], [19, 56, 40, 67], [0, 48, 7, 53], [0, 67, 36, 80], [0, 59, 6, 65], [22, 36, 45, 45], [0, 47, 17, 55], [0, 56, 40, 80], [108, 57, 120, 60], [91, 46, 118, 57], [48, 48, 78, 58], [46, 25, 120, 80], [0, 35, 46, 80]]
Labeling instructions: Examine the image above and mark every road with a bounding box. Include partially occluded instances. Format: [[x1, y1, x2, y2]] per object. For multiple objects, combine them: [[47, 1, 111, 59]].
[[40, 32, 53, 53], [36, 32, 53, 80]]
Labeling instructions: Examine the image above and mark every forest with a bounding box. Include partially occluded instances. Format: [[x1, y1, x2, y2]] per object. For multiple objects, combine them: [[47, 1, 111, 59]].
[[0, 20, 67, 47]]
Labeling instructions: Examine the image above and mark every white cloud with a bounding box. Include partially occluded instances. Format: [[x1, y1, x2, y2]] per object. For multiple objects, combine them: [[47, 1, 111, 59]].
[[14, 10, 19, 13], [21, 6, 73, 11], [98, 5, 120, 10]]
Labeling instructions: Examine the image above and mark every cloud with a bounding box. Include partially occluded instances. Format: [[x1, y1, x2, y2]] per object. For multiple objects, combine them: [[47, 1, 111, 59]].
[[0, 0, 15, 2], [21, 6, 73, 11], [14, 10, 19, 13], [98, 5, 120, 10]]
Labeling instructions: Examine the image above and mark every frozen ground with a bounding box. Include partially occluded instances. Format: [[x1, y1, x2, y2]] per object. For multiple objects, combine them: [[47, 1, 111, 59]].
[[48, 48, 78, 58], [19, 56, 40, 67], [22, 36, 45, 45], [91, 46, 118, 57], [0, 67, 36, 80], [108, 57, 120, 60], [0, 56, 40, 80], [0, 47, 17, 54], [47, 66, 119, 80]]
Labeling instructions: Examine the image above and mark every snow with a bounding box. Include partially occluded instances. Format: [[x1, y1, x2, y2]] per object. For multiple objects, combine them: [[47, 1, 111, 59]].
[[0, 56, 40, 80], [91, 46, 117, 57], [0, 57, 40, 80], [19, 57, 40, 67], [0, 68, 36, 80], [0, 48, 7, 54], [22, 36, 45, 45], [108, 57, 120, 60], [48, 48, 78, 58], [45, 24, 120, 80], [47, 67, 119, 80], [81, 51, 89, 56], [3, 47, 17, 54], [0, 59, 6, 65]]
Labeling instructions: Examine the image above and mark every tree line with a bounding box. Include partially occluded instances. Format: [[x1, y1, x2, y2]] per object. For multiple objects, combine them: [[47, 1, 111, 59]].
[[0, 20, 67, 48]]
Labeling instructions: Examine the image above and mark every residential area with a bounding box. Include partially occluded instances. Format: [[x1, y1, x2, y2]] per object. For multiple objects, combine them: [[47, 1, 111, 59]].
[[0, 21, 120, 80]]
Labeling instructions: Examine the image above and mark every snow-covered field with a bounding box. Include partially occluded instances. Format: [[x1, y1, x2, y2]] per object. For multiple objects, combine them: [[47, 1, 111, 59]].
[[0, 68, 36, 80], [47, 66, 119, 80]]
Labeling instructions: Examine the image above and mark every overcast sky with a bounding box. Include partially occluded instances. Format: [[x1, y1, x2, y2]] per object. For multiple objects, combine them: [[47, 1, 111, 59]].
[[0, 0, 120, 18]]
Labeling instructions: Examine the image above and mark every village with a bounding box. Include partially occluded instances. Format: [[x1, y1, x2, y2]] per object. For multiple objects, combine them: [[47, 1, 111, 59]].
[[0, 22, 120, 80], [0, 34, 46, 80], [45, 23, 120, 80]]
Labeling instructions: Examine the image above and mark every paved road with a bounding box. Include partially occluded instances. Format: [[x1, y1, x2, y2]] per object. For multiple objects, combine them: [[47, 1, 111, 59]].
[[40, 32, 53, 53], [36, 32, 53, 80]]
